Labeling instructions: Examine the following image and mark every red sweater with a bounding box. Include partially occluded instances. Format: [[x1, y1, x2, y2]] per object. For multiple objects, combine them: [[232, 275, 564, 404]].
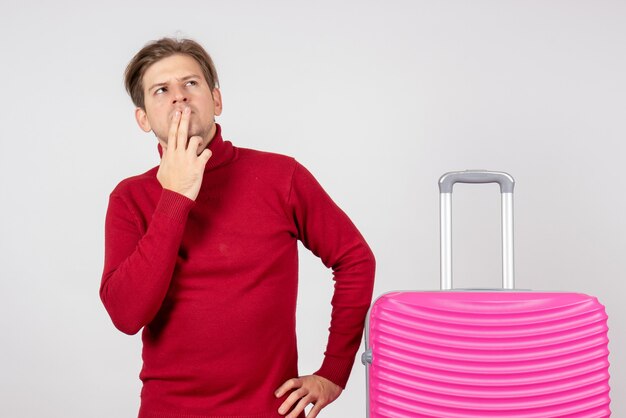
[[100, 125, 376, 418]]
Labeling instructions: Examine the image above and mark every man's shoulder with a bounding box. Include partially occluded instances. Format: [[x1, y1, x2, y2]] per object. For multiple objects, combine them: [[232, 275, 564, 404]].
[[236, 146, 299, 174], [109, 165, 159, 198]]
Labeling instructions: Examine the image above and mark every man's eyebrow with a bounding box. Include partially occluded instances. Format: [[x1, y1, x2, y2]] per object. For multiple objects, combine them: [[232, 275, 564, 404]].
[[147, 75, 201, 92]]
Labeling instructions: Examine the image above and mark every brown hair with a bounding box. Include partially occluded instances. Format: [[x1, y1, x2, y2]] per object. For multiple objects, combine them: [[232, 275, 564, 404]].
[[124, 37, 220, 109]]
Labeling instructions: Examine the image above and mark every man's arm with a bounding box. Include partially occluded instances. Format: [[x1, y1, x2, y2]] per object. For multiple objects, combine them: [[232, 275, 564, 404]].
[[100, 190, 194, 335], [100, 107, 211, 335], [276, 161, 376, 417]]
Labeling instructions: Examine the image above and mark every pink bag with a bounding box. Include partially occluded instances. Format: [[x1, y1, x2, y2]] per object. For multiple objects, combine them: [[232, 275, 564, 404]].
[[362, 171, 611, 417]]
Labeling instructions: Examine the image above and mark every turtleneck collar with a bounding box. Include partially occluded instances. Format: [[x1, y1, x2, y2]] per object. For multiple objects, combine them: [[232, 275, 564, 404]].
[[157, 123, 235, 171]]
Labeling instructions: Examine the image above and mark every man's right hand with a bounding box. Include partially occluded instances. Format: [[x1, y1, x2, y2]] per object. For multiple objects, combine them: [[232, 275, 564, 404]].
[[156, 106, 212, 201]]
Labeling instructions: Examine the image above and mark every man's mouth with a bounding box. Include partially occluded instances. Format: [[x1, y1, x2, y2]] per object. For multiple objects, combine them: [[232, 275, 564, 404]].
[[172, 108, 192, 117]]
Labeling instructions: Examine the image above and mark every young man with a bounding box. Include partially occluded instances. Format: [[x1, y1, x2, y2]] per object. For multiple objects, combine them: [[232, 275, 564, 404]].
[[100, 37, 375, 418]]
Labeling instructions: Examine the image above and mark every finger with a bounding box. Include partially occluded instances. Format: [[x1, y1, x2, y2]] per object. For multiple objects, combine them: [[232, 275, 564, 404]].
[[279, 389, 307, 415], [286, 396, 311, 418], [187, 135, 202, 153], [275, 378, 301, 398], [199, 148, 212, 164], [177, 106, 191, 150], [306, 402, 323, 418], [168, 110, 181, 151]]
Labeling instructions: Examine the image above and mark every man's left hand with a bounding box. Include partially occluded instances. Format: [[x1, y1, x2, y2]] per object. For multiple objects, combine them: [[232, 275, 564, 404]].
[[275, 375, 343, 417]]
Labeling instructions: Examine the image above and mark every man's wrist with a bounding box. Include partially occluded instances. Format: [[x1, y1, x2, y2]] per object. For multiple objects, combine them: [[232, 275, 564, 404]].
[[155, 188, 195, 220]]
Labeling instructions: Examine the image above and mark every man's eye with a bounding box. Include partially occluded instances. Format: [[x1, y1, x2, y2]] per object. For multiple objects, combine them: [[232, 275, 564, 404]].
[[186, 80, 197, 86], [155, 87, 166, 94]]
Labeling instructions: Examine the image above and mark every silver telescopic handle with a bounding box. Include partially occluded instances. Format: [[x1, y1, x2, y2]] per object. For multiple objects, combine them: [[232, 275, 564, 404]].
[[438, 170, 515, 290]]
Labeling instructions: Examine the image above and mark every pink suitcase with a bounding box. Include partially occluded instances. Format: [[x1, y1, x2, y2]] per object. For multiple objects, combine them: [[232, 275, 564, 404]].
[[362, 171, 611, 417]]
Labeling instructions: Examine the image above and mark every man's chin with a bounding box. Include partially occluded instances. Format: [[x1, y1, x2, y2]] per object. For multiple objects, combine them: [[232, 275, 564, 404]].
[[154, 125, 211, 145], [188, 129, 202, 138]]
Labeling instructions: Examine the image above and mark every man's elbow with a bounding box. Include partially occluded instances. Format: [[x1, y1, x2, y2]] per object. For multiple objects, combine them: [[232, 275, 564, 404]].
[[367, 247, 376, 270], [100, 287, 145, 336], [363, 243, 376, 278], [111, 317, 144, 336]]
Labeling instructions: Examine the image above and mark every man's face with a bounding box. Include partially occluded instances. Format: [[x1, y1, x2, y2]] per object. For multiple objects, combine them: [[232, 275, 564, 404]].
[[135, 54, 222, 153]]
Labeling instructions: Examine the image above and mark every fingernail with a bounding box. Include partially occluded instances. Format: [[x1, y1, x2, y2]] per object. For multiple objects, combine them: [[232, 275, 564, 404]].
[[175, 111, 180, 117], [184, 107, 190, 114]]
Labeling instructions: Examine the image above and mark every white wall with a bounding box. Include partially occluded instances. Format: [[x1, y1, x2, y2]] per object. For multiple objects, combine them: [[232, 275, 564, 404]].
[[1, 0, 624, 416]]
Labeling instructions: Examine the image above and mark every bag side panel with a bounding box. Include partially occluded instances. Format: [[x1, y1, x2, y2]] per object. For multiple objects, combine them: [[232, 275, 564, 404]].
[[367, 291, 611, 418]]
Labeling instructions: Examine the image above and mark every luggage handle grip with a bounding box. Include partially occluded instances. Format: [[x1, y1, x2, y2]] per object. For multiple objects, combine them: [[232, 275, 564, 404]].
[[439, 171, 514, 194], [439, 170, 515, 290]]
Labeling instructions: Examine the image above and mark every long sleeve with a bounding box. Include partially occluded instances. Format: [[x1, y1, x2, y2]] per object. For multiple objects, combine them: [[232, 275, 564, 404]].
[[100, 188, 195, 335], [288, 162, 376, 389]]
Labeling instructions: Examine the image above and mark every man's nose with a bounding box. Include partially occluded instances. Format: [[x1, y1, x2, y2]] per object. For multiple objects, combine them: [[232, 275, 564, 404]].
[[171, 86, 188, 104]]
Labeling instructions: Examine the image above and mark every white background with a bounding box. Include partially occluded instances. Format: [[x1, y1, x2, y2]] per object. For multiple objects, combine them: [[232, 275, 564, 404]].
[[1, 1, 624, 416]]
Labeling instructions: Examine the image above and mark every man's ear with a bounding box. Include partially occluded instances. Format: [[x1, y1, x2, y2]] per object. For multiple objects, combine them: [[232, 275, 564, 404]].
[[135, 107, 152, 133], [212, 88, 223, 116]]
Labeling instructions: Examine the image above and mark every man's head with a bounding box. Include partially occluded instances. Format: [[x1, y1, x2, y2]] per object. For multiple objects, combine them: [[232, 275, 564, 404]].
[[124, 37, 223, 150]]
